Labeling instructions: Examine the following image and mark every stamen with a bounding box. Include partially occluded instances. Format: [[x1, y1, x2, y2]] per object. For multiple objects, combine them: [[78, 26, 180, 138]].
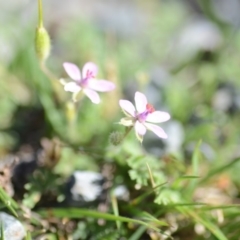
[[146, 103, 155, 113], [86, 70, 94, 78]]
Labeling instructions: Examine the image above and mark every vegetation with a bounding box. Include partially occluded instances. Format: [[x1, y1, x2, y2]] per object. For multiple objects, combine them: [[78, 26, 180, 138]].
[[1, 0, 240, 239]]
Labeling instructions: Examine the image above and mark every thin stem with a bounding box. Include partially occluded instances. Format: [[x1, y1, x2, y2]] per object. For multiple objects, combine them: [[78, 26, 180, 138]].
[[72, 90, 85, 103], [39, 61, 64, 104], [146, 162, 156, 188], [40, 62, 57, 81], [38, 0, 43, 27]]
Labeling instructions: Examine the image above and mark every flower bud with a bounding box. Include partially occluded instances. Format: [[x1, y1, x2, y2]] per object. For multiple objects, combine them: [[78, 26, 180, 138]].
[[35, 26, 51, 63], [109, 131, 123, 146]]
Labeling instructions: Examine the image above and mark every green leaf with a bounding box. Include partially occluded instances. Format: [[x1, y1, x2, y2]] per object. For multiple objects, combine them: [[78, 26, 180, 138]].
[[38, 208, 166, 231], [0, 187, 18, 217], [178, 175, 200, 179], [184, 140, 202, 197], [25, 231, 32, 240], [200, 157, 240, 184], [178, 207, 228, 240], [130, 181, 167, 205], [129, 226, 147, 240], [111, 192, 121, 230], [0, 223, 4, 240]]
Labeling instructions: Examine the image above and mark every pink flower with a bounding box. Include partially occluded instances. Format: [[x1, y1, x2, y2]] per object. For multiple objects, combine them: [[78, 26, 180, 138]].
[[63, 62, 115, 104], [119, 92, 170, 142]]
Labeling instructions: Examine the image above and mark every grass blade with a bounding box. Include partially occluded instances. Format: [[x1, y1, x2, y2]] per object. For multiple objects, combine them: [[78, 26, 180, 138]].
[[0, 223, 4, 240], [178, 207, 228, 240], [0, 187, 18, 217], [129, 225, 147, 240], [111, 192, 121, 230], [25, 231, 32, 240], [184, 140, 202, 197], [200, 157, 240, 184], [38, 208, 167, 231]]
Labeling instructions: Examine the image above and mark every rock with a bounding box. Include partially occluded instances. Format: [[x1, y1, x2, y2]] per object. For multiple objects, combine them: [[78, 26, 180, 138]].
[[212, 88, 233, 112], [211, 0, 240, 27], [145, 67, 171, 107], [212, 82, 240, 114], [164, 121, 185, 154], [65, 171, 106, 206], [143, 120, 184, 157], [172, 19, 222, 62], [113, 185, 129, 201], [0, 212, 25, 240], [142, 130, 166, 157]]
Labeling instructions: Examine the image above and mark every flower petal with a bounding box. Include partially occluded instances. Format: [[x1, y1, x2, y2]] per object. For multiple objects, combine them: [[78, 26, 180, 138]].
[[63, 62, 81, 81], [64, 82, 82, 93], [145, 123, 168, 139], [135, 91, 147, 113], [146, 111, 170, 123], [119, 100, 136, 117], [119, 117, 134, 127], [82, 62, 98, 78], [88, 79, 115, 92], [83, 89, 100, 104], [134, 121, 146, 142]]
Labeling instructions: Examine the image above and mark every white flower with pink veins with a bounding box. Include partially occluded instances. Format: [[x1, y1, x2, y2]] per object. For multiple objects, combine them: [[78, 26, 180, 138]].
[[63, 62, 115, 104], [119, 92, 170, 142]]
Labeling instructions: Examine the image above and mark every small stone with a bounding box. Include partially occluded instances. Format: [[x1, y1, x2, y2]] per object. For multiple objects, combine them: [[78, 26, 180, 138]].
[[66, 171, 106, 206], [164, 121, 185, 154], [113, 185, 129, 201], [212, 82, 240, 114], [143, 120, 184, 157], [212, 0, 240, 27], [173, 19, 222, 62], [0, 212, 25, 240], [212, 88, 233, 112]]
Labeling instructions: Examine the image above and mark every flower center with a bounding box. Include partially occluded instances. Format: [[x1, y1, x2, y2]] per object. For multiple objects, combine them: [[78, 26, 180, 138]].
[[79, 70, 95, 87], [86, 70, 95, 78], [137, 103, 155, 122]]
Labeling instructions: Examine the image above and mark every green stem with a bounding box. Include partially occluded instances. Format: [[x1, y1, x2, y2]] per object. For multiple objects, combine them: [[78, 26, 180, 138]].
[[38, 0, 43, 27], [40, 61, 57, 81]]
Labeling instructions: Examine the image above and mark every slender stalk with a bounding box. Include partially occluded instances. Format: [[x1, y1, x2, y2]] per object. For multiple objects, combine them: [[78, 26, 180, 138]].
[[146, 162, 156, 188], [38, 0, 43, 27], [40, 61, 57, 81]]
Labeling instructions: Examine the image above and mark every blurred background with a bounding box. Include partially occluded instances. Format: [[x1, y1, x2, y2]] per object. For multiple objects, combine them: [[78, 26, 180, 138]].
[[1, 0, 240, 160], [1, 0, 240, 238]]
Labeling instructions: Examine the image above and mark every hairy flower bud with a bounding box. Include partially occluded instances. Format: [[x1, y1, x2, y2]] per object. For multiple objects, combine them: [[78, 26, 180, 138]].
[[109, 131, 123, 146], [35, 26, 51, 63]]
